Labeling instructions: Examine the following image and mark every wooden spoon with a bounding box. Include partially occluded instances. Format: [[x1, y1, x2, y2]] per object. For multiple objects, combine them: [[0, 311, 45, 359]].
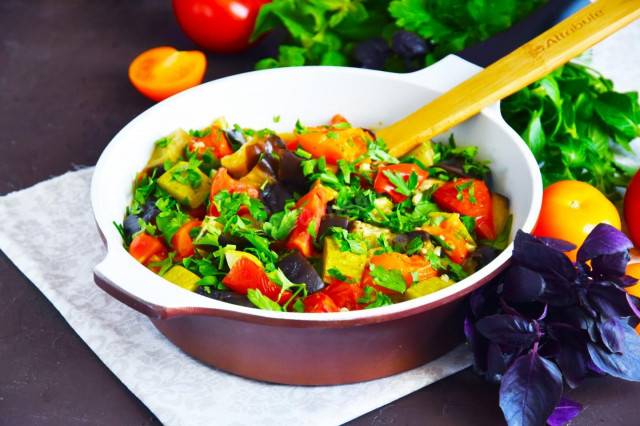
[[379, 0, 640, 158]]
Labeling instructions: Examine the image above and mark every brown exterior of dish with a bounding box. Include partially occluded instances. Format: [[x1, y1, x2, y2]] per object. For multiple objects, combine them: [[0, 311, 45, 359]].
[[94, 251, 507, 385], [151, 298, 467, 385]]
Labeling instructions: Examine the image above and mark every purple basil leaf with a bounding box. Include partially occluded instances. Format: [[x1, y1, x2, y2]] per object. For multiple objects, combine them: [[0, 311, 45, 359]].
[[476, 314, 539, 347], [513, 231, 576, 282], [587, 321, 640, 380], [621, 274, 640, 287], [597, 316, 625, 354], [576, 223, 632, 265], [470, 288, 486, 318], [486, 340, 508, 382], [588, 282, 639, 319], [464, 316, 475, 346], [502, 266, 546, 302], [590, 251, 631, 278], [547, 397, 582, 426], [547, 323, 589, 388], [538, 236, 577, 253], [587, 359, 607, 375], [537, 277, 574, 306], [499, 351, 563, 426], [557, 342, 589, 388]]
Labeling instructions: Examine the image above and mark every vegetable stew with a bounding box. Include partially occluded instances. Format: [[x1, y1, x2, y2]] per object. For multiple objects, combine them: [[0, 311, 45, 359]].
[[116, 115, 512, 313]]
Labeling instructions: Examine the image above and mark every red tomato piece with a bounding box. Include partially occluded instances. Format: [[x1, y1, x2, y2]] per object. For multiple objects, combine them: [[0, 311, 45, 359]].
[[373, 163, 430, 203], [432, 178, 495, 240], [302, 293, 340, 313], [285, 186, 330, 257], [222, 258, 292, 305], [322, 280, 365, 311], [129, 232, 168, 265], [209, 167, 260, 216], [172, 0, 271, 54], [188, 126, 233, 160], [171, 220, 203, 260], [360, 252, 437, 296]]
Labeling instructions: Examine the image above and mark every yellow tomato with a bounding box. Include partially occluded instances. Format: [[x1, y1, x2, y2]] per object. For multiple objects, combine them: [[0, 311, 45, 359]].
[[129, 47, 206, 102], [533, 180, 621, 261], [625, 262, 640, 298]]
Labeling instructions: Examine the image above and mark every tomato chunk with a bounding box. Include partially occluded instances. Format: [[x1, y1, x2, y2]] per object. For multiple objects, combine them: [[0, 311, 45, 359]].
[[296, 125, 368, 164], [322, 280, 365, 311], [302, 293, 340, 313], [419, 216, 472, 264], [432, 178, 495, 240], [222, 258, 293, 305], [209, 167, 260, 216], [360, 252, 437, 295], [171, 220, 202, 260], [285, 185, 331, 257], [188, 126, 233, 160], [373, 163, 429, 203], [129, 232, 168, 266]]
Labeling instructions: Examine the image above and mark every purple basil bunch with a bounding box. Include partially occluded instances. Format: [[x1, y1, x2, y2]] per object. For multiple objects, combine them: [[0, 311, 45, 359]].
[[465, 224, 640, 426]]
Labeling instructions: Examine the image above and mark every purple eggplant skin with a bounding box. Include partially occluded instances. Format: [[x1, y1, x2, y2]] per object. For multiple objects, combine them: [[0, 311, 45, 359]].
[[316, 215, 349, 243], [195, 286, 256, 309], [122, 214, 142, 239], [277, 251, 326, 294], [471, 245, 500, 269], [261, 182, 294, 216], [278, 150, 310, 191], [436, 157, 494, 189], [244, 134, 287, 172], [392, 230, 430, 251]]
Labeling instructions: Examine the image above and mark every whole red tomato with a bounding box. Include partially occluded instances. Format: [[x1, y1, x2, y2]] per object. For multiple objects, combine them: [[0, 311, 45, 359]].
[[624, 169, 640, 247], [172, 0, 270, 54]]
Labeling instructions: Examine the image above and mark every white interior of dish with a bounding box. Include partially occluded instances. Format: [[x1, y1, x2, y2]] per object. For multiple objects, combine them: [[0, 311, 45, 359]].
[[92, 55, 542, 322]]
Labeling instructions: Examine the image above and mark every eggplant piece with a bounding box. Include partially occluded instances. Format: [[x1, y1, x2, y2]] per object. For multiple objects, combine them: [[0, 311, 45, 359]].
[[278, 150, 310, 190], [239, 156, 279, 188], [163, 265, 201, 292], [322, 236, 367, 284], [470, 244, 499, 269], [261, 182, 294, 215], [122, 214, 141, 239], [218, 232, 252, 251], [436, 157, 494, 188], [195, 286, 256, 309], [224, 127, 247, 151], [277, 251, 325, 294], [492, 192, 510, 236], [262, 134, 287, 154], [316, 215, 349, 243], [392, 230, 430, 252], [141, 199, 160, 223]]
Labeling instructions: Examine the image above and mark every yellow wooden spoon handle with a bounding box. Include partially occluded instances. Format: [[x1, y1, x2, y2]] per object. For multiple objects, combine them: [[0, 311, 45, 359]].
[[379, 0, 640, 158]]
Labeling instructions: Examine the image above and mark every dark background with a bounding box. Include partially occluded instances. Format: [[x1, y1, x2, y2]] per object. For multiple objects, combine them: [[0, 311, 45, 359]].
[[1, 1, 639, 424]]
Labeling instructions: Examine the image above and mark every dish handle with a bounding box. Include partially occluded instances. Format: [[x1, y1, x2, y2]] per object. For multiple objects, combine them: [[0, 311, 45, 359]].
[[401, 54, 502, 118], [93, 251, 166, 320]]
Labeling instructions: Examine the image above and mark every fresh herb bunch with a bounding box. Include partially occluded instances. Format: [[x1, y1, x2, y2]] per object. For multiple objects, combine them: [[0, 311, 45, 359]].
[[251, 0, 546, 71], [501, 62, 640, 202], [465, 224, 640, 426]]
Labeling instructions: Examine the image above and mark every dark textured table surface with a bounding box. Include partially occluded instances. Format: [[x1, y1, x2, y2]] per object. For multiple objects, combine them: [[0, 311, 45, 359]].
[[1, 1, 639, 425]]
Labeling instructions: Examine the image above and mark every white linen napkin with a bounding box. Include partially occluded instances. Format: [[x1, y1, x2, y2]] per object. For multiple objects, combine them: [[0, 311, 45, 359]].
[[0, 167, 472, 426]]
